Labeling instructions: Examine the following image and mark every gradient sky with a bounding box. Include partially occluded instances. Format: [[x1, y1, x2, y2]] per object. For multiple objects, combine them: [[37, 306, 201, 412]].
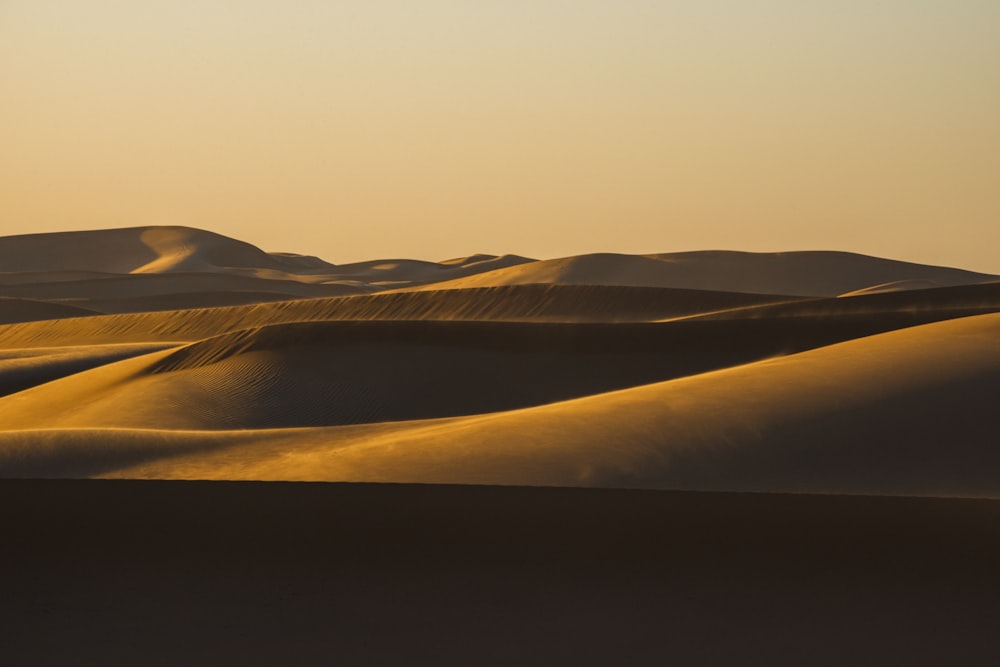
[[2, 1, 998, 270]]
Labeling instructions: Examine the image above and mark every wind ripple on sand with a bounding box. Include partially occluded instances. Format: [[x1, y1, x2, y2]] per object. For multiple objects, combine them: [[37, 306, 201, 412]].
[[0, 284, 799, 349]]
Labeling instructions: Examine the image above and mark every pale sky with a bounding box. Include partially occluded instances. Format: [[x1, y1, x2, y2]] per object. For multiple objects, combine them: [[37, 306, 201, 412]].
[[2, 1, 998, 270]]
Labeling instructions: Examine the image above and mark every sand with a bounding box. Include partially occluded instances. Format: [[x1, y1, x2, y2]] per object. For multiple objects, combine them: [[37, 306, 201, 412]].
[[2, 225, 998, 663], [4, 480, 1000, 664], [3, 225, 999, 491]]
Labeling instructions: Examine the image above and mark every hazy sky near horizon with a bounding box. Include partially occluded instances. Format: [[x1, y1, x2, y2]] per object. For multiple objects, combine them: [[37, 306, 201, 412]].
[[2, 1, 998, 270]]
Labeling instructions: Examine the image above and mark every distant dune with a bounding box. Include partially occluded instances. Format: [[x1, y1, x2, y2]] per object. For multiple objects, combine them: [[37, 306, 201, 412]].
[[0, 226, 336, 276], [400, 249, 998, 296]]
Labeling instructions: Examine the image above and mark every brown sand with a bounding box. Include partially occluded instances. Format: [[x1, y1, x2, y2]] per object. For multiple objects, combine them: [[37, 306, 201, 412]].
[[398, 249, 998, 296], [3, 479, 999, 665], [2, 226, 999, 662], [1, 227, 998, 493]]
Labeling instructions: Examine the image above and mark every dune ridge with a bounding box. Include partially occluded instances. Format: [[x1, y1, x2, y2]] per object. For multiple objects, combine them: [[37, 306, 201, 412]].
[[400, 249, 999, 296], [0, 284, 803, 349], [2, 228, 995, 306]]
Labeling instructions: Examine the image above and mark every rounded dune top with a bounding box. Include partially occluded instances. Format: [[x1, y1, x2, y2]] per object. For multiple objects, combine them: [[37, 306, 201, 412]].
[[0, 226, 335, 276], [406, 250, 998, 297], [0, 227, 996, 297]]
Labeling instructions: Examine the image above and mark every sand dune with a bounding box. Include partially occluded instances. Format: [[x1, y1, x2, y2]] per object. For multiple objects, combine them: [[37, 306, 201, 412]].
[[0, 227, 538, 300], [0, 342, 175, 398], [0, 284, 803, 349], [6, 225, 1000, 661], [400, 250, 998, 296], [0, 296, 98, 324], [1, 304, 989, 419], [332, 253, 535, 287], [2, 228, 995, 308], [1, 314, 998, 498], [838, 278, 944, 296], [0, 318, 853, 429], [0, 272, 369, 302], [1, 225, 998, 502], [0, 226, 336, 276], [681, 281, 1000, 323], [58, 290, 307, 314]]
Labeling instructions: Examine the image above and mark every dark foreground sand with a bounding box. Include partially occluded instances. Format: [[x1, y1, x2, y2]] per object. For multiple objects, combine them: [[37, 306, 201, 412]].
[[3, 479, 1000, 666]]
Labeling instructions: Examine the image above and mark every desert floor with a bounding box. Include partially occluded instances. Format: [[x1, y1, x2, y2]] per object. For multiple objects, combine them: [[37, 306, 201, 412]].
[[2, 226, 999, 663]]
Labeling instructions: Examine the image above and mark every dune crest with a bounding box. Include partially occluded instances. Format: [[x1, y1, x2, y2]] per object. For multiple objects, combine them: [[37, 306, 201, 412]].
[[399, 250, 998, 296]]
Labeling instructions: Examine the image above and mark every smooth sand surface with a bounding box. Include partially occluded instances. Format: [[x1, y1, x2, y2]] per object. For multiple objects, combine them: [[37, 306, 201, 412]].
[[399, 249, 998, 296], [0, 296, 98, 324], [4, 226, 999, 662], [3, 480, 1000, 665]]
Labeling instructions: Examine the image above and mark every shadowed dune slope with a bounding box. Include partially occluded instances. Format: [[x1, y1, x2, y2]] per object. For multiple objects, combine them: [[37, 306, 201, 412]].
[[0, 272, 369, 302], [0, 316, 889, 430], [2, 314, 1000, 498], [681, 281, 1000, 323], [2, 228, 995, 304], [0, 343, 176, 398], [0, 297, 98, 324], [838, 278, 945, 296], [5, 480, 1000, 665], [0, 227, 540, 294], [330, 253, 535, 287], [402, 250, 997, 296], [0, 226, 338, 276], [52, 290, 308, 314], [0, 284, 801, 349], [245, 313, 999, 497]]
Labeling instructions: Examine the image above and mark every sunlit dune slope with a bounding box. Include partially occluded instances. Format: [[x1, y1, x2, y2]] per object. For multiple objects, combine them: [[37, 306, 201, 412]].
[[400, 250, 997, 296], [0, 316, 886, 429], [274, 312, 1000, 496], [3, 291, 993, 408], [2, 314, 999, 497], [2, 286, 997, 416], [3, 225, 999, 497], [0, 284, 800, 349]]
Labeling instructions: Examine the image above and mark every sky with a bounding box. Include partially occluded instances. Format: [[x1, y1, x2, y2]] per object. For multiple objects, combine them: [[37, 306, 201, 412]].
[[2, 0, 998, 270]]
